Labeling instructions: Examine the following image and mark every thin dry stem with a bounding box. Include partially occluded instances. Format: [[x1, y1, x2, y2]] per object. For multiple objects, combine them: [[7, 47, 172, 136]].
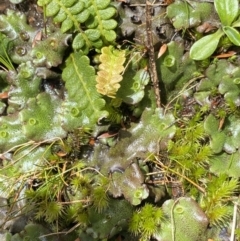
[[145, 0, 161, 108]]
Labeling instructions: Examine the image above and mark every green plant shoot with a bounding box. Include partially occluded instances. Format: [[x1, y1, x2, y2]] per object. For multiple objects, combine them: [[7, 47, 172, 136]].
[[190, 0, 240, 60]]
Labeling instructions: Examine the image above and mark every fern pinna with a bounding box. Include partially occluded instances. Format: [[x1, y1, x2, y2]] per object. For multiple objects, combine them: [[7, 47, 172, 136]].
[[37, 0, 117, 53]]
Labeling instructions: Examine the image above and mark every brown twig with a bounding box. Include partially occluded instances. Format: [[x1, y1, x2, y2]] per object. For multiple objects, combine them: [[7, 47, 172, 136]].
[[145, 0, 161, 108]]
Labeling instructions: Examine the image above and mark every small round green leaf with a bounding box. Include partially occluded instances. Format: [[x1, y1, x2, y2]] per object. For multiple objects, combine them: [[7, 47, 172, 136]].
[[85, 29, 101, 41], [46, 1, 60, 17], [72, 33, 85, 50], [96, 0, 110, 10], [102, 19, 117, 30], [37, 0, 51, 7], [214, 0, 239, 26], [76, 9, 90, 23], [61, 17, 74, 33], [69, 1, 85, 15], [223, 26, 240, 46], [232, 17, 240, 27], [92, 39, 103, 49], [99, 7, 116, 20], [190, 30, 224, 60], [102, 30, 116, 42], [62, 0, 78, 8], [53, 9, 67, 23]]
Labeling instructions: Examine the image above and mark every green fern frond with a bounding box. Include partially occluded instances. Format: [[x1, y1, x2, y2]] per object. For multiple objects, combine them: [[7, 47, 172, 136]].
[[38, 0, 117, 53], [62, 53, 108, 129], [96, 46, 126, 98]]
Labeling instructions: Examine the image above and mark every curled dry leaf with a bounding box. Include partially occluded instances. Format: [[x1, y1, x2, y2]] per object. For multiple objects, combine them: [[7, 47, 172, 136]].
[[0, 91, 8, 99], [196, 22, 216, 33], [214, 51, 236, 59], [158, 43, 168, 58]]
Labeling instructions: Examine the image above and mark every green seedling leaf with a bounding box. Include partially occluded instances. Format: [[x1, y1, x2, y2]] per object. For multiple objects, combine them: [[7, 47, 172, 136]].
[[232, 16, 240, 27], [190, 29, 224, 60], [214, 0, 239, 26], [223, 26, 240, 46]]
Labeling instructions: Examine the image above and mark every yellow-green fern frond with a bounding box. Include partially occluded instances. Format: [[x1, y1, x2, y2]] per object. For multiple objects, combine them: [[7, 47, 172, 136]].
[[96, 46, 126, 98]]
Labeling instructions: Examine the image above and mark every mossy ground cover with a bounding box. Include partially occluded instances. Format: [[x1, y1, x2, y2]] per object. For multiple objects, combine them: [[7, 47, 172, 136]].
[[0, 0, 240, 241]]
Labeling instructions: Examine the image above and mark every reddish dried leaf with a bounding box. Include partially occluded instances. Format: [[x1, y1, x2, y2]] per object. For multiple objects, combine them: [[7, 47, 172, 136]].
[[97, 132, 118, 139], [0, 91, 8, 99], [56, 151, 68, 157], [196, 22, 216, 33], [218, 118, 225, 130], [32, 30, 42, 48], [89, 137, 95, 145], [214, 51, 236, 59], [158, 43, 167, 58]]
